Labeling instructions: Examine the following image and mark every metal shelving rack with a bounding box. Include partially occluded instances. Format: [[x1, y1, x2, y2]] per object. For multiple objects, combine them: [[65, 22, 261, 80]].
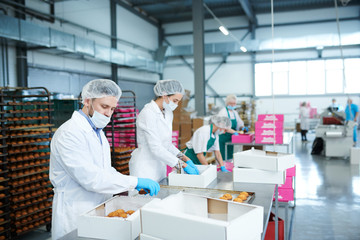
[[0, 87, 53, 239], [105, 90, 137, 175], [0, 93, 11, 240]]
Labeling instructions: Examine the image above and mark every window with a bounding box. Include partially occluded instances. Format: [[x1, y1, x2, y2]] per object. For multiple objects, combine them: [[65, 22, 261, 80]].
[[255, 58, 360, 96]]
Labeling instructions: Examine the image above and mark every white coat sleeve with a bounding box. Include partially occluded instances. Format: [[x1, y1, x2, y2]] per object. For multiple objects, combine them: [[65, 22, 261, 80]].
[[137, 111, 179, 167], [235, 111, 244, 130], [53, 130, 138, 194], [192, 129, 208, 154]]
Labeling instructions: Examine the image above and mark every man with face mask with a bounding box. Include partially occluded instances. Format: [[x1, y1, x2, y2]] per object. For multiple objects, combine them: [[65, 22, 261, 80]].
[[218, 94, 245, 160], [129, 79, 199, 182], [184, 116, 231, 172], [50, 79, 160, 240]]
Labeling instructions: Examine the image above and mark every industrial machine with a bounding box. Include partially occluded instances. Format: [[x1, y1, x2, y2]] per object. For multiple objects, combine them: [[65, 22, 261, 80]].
[[315, 108, 355, 158]]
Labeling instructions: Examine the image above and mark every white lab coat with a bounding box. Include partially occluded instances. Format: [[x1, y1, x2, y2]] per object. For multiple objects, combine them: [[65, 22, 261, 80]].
[[186, 125, 220, 153], [50, 111, 138, 240], [129, 100, 180, 182], [299, 106, 310, 130], [218, 107, 244, 130]]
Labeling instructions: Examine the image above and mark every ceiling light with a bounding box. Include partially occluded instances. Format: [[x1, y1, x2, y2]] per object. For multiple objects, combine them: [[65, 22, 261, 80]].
[[219, 26, 229, 36], [240, 46, 247, 52]]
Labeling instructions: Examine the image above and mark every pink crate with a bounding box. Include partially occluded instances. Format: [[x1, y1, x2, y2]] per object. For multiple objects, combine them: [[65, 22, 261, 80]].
[[113, 113, 135, 118], [273, 188, 294, 202], [255, 121, 284, 130], [255, 128, 283, 136], [172, 131, 179, 137], [217, 161, 234, 172], [278, 177, 293, 189], [115, 108, 135, 113], [255, 134, 283, 144], [286, 166, 296, 177], [258, 114, 284, 122], [309, 108, 317, 119], [232, 133, 255, 143], [106, 133, 135, 137], [114, 119, 135, 123]]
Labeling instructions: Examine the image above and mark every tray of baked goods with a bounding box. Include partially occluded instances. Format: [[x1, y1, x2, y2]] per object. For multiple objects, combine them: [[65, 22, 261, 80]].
[[7, 124, 54, 131], [9, 130, 51, 138], [7, 101, 53, 106], [7, 116, 49, 122], [156, 185, 255, 204], [110, 147, 135, 156], [7, 108, 53, 114]]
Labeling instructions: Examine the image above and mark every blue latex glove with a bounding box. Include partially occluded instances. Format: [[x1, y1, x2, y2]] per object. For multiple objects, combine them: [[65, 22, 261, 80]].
[[233, 132, 239, 136], [185, 160, 200, 174], [220, 166, 230, 172], [242, 127, 249, 132], [183, 164, 199, 175], [136, 178, 160, 196]]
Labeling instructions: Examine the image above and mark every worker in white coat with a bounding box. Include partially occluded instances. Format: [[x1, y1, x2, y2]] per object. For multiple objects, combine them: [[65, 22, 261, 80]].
[[299, 101, 310, 141], [185, 116, 231, 172], [50, 79, 160, 240], [129, 79, 199, 182], [218, 94, 245, 160]]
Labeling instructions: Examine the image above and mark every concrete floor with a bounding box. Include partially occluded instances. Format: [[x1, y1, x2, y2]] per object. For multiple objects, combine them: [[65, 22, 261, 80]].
[[18, 132, 360, 240]]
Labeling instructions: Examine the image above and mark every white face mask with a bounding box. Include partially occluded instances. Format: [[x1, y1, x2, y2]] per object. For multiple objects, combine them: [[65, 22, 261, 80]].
[[89, 104, 111, 129], [215, 129, 225, 135], [163, 97, 178, 111]]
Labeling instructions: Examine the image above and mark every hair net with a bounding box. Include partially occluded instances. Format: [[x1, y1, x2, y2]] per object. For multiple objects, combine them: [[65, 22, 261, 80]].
[[153, 79, 185, 96], [225, 94, 237, 105], [210, 115, 231, 129], [81, 79, 122, 103]]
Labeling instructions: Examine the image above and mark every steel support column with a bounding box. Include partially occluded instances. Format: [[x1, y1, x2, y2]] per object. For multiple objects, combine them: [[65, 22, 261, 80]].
[[15, 0, 27, 87], [250, 23, 256, 97], [110, 0, 118, 83], [192, 0, 206, 116]]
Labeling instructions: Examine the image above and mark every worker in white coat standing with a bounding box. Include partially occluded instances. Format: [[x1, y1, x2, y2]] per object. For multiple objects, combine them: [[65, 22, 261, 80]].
[[129, 79, 199, 182], [50, 79, 160, 240], [299, 101, 310, 141]]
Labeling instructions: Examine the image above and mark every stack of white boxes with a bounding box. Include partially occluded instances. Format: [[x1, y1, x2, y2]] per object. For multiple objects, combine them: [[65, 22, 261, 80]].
[[233, 148, 295, 185]]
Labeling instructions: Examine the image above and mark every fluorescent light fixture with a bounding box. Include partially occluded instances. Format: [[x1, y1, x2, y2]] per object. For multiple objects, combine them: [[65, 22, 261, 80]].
[[219, 26, 229, 36], [240, 46, 247, 52]]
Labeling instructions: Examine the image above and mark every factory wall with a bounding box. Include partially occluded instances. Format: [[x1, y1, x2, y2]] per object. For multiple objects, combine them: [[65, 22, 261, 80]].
[[162, 6, 360, 126], [1, 0, 159, 103]]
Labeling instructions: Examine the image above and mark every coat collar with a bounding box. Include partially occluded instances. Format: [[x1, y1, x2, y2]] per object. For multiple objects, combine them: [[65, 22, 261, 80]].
[[71, 111, 94, 133]]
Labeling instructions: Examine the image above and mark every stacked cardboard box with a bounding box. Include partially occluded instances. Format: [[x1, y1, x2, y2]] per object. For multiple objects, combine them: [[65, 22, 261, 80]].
[[274, 166, 296, 202], [173, 90, 192, 150], [233, 148, 295, 185], [255, 114, 284, 144], [191, 117, 204, 134]]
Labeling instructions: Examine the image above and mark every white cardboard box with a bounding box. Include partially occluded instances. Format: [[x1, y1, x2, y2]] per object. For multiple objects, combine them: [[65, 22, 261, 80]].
[[141, 192, 263, 240], [233, 168, 286, 184], [140, 233, 163, 240], [350, 147, 360, 164], [77, 196, 156, 240], [168, 164, 217, 188], [234, 148, 295, 171]]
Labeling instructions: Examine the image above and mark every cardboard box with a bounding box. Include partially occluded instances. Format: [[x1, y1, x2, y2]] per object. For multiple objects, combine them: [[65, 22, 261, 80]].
[[255, 134, 283, 144], [278, 176, 293, 189], [350, 147, 360, 164], [255, 121, 284, 130], [140, 233, 162, 240], [233, 168, 286, 184], [180, 123, 192, 138], [232, 133, 255, 143], [168, 165, 217, 188], [243, 145, 263, 151], [258, 114, 284, 122], [192, 118, 204, 131], [141, 192, 264, 240], [273, 188, 294, 202], [233, 149, 295, 171], [286, 166, 296, 177], [78, 196, 155, 240], [255, 129, 283, 136]]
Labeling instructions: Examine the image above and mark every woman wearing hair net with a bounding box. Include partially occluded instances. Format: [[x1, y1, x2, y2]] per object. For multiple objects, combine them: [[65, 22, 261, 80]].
[[50, 79, 160, 239], [129, 79, 199, 182], [184, 116, 231, 172], [218, 94, 245, 160]]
